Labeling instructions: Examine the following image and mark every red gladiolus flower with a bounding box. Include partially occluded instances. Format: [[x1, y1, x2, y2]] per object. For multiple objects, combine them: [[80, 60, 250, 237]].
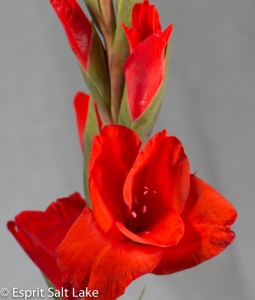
[[56, 126, 237, 300], [122, 0, 174, 121], [74, 92, 102, 152], [8, 193, 86, 300], [50, 0, 92, 71]]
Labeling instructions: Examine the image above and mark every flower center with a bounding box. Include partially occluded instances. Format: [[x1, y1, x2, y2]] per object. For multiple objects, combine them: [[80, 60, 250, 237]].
[[127, 186, 157, 233]]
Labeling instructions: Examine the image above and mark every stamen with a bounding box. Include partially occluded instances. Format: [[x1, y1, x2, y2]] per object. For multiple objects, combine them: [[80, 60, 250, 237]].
[[153, 190, 157, 194], [141, 206, 147, 214], [144, 190, 148, 195], [131, 211, 137, 218], [144, 186, 149, 190]]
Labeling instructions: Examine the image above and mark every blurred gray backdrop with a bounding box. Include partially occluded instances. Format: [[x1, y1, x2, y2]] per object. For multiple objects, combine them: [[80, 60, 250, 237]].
[[1, 0, 254, 299]]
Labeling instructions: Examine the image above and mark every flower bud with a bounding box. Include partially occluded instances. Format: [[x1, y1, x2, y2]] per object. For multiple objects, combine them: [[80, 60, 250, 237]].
[[119, 0, 173, 142], [74, 92, 102, 206], [50, 0, 111, 125]]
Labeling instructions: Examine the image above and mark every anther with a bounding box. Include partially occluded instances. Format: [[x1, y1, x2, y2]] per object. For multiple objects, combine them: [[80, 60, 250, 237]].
[[131, 211, 137, 218], [141, 206, 147, 214]]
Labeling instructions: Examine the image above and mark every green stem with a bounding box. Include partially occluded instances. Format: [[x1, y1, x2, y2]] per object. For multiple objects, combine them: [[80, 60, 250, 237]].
[[138, 285, 147, 300]]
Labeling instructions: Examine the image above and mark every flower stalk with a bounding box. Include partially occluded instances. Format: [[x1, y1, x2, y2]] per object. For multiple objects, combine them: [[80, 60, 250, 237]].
[[8, 1, 237, 300], [138, 285, 147, 300]]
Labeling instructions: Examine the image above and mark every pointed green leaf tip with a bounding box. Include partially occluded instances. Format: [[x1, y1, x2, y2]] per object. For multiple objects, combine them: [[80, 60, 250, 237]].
[[138, 285, 147, 300]]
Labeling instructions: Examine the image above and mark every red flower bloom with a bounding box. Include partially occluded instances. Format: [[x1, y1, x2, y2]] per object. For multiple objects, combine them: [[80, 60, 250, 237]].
[[8, 193, 86, 300], [74, 92, 102, 152], [122, 0, 174, 121], [56, 126, 237, 300], [50, 0, 92, 71]]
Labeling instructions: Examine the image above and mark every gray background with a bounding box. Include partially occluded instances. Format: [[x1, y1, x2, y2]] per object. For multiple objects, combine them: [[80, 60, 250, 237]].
[[1, 0, 254, 299]]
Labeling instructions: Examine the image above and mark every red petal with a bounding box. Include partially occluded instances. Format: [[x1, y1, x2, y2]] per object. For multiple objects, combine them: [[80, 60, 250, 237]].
[[124, 131, 190, 213], [121, 23, 141, 53], [50, 0, 92, 71], [131, 1, 142, 31], [124, 31, 171, 120], [7, 193, 86, 292], [153, 175, 237, 275], [57, 207, 162, 300], [89, 126, 141, 232], [74, 92, 90, 152], [132, 1, 161, 41], [163, 24, 174, 42]]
